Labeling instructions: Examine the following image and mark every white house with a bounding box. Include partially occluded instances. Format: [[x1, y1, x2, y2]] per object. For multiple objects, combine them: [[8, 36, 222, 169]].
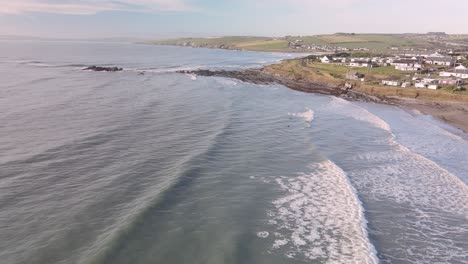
[[439, 69, 468, 79], [321, 56, 331, 63], [382, 80, 401, 86], [422, 78, 439, 84], [395, 65, 421, 71], [426, 55, 454, 66], [349, 60, 377, 68], [391, 60, 415, 67], [415, 83, 427, 88], [401, 82, 411, 88]]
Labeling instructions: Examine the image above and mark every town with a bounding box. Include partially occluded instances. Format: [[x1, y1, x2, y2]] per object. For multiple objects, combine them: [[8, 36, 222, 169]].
[[311, 51, 468, 91]]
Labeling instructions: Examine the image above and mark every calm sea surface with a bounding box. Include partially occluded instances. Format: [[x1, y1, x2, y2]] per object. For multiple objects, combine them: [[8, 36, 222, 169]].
[[0, 41, 467, 264]]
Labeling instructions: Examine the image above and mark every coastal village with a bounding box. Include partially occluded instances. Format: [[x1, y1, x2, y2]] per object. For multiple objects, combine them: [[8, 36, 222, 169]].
[[286, 33, 468, 92], [313, 52, 467, 91], [154, 33, 468, 94]]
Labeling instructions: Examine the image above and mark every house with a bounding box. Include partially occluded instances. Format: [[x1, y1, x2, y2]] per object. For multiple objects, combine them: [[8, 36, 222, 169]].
[[395, 65, 421, 71], [439, 79, 463, 86], [415, 83, 427, 88], [391, 59, 416, 67], [349, 60, 378, 67], [426, 55, 454, 66], [346, 71, 365, 80], [422, 78, 439, 84], [439, 69, 468, 79], [320, 56, 331, 63], [401, 82, 411, 88], [332, 57, 348, 63], [382, 80, 401, 86]]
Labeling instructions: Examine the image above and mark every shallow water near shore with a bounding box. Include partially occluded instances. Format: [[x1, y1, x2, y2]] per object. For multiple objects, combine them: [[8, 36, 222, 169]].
[[0, 41, 467, 264]]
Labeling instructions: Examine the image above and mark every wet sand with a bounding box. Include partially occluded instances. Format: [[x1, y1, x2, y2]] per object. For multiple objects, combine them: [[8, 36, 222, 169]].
[[396, 98, 468, 133]]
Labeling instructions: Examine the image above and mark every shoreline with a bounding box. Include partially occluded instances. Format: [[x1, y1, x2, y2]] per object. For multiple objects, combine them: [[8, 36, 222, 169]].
[[179, 68, 468, 133]]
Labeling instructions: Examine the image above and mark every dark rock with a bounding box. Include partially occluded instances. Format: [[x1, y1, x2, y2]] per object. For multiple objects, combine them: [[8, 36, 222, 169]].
[[177, 69, 385, 104], [83, 66, 123, 72]]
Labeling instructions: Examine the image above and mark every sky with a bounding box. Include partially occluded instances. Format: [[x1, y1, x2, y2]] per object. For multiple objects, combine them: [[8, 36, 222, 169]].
[[0, 0, 467, 39]]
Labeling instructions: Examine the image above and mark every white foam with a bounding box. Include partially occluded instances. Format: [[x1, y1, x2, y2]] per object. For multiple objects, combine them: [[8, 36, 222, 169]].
[[124, 66, 204, 74], [185, 73, 197, 80], [257, 231, 270, 238], [289, 108, 315, 123], [326, 97, 391, 132], [348, 143, 468, 262], [352, 144, 468, 216], [215, 78, 238, 86], [268, 160, 378, 263]]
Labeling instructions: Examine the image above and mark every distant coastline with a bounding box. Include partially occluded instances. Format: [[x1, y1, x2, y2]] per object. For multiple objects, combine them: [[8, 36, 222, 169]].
[[148, 33, 468, 53], [152, 34, 468, 132]]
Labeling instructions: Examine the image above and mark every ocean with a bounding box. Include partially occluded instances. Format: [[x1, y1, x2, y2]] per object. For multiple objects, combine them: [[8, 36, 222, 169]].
[[0, 41, 466, 264]]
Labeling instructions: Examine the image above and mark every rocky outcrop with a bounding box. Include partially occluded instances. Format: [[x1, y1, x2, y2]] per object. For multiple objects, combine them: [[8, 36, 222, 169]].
[[178, 69, 386, 103], [83, 66, 123, 72]]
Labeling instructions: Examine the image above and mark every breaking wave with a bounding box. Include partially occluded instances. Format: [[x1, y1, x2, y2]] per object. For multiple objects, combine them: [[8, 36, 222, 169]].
[[326, 97, 391, 132], [268, 160, 378, 263], [289, 108, 314, 123]]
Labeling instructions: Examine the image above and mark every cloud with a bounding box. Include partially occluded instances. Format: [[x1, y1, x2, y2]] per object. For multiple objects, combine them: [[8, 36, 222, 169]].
[[0, 0, 192, 15]]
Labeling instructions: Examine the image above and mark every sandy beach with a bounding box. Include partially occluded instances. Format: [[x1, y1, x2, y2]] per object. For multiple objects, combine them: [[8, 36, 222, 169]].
[[396, 98, 468, 133]]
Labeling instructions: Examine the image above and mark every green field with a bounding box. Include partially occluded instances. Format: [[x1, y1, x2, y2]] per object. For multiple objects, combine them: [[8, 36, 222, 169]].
[[149, 34, 461, 53], [264, 59, 468, 100]]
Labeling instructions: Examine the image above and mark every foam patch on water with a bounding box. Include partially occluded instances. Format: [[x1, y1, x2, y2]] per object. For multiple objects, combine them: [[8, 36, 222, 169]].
[[352, 145, 468, 216], [347, 142, 468, 262], [215, 78, 238, 86], [185, 73, 197, 80], [125, 66, 204, 74], [358, 103, 468, 183], [268, 160, 378, 263], [289, 108, 314, 123], [257, 231, 270, 238]]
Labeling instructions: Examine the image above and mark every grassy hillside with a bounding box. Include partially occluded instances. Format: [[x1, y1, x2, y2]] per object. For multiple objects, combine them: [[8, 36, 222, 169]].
[[263, 59, 468, 102], [149, 33, 457, 53]]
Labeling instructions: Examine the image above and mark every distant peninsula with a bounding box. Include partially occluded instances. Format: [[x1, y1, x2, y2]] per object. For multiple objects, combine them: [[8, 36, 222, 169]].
[[148, 33, 468, 53]]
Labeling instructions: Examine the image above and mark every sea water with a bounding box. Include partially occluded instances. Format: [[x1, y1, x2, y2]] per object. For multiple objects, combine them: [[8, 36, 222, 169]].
[[0, 41, 466, 264]]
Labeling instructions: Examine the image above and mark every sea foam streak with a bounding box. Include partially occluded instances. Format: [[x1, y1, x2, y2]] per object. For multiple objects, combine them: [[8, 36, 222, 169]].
[[268, 160, 378, 263], [289, 108, 314, 123]]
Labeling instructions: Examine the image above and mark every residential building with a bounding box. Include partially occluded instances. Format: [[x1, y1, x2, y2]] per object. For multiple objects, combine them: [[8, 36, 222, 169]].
[[395, 65, 421, 71], [439, 69, 468, 79], [382, 80, 401, 86], [391, 59, 416, 67], [349, 60, 377, 67], [439, 79, 463, 86], [401, 82, 411, 88], [320, 56, 331, 63], [415, 83, 427, 88], [426, 55, 454, 66]]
